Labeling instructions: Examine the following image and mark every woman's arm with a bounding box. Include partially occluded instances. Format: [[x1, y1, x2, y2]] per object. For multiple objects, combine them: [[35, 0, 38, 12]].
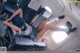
[[3, 20, 21, 32], [8, 8, 23, 21]]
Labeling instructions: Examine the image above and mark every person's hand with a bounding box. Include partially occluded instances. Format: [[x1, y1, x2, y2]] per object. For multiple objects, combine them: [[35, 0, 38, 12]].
[[17, 29, 22, 35], [6, 19, 11, 22], [14, 28, 22, 35], [7, 18, 12, 21], [11, 25, 21, 32]]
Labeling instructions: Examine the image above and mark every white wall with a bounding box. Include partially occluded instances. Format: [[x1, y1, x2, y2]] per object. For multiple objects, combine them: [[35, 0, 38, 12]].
[[40, 0, 65, 16]]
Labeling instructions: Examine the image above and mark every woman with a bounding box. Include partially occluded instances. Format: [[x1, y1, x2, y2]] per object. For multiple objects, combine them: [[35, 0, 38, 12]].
[[3, 8, 32, 35]]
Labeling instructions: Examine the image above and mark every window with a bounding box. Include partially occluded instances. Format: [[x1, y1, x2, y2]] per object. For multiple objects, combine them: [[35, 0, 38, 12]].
[[51, 31, 68, 43], [51, 25, 68, 43]]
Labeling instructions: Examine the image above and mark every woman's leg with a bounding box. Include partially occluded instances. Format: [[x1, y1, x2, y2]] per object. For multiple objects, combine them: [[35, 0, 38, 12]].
[[37, 19, 48, 33], [36, 25, 51, 42], [36, 21, 58, 42]]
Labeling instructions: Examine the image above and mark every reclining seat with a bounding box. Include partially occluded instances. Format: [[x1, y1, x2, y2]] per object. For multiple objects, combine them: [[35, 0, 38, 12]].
[[1, 0, 31, 17], [2, 0, 18, 14]]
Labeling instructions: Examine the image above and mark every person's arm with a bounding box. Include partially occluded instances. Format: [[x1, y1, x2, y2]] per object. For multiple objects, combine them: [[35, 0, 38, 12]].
[[36, 25, 58, 42], [3, 20, 21, 32], [8, 8, 23, 21]]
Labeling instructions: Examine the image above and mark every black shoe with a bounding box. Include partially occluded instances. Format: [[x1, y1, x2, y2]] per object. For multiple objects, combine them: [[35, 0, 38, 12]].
[[67, 27, 77, 34]]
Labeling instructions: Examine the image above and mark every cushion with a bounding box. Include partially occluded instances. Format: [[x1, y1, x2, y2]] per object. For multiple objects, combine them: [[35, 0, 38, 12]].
[[3, 3, 17, 13], [7, 0, 17, 4], [19, 0, 31, 9]]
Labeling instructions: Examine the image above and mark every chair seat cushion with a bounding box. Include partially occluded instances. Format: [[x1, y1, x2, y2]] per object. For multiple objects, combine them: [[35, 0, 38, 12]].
[[12, 35, 33, 45], [3, 3, 18, 13], [12, 35, 46, 46], [7, 0, 17, 4]]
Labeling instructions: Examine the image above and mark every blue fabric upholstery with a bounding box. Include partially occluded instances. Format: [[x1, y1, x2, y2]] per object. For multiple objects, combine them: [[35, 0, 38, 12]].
[[12, 26, 36, 44], [7, 0, 17, 3], [11, 35, 46, 50], [3, 3, 17, 13], [2, 0, 31, 14], [22, 7, 37, 24], [2, 0, 18, 13]]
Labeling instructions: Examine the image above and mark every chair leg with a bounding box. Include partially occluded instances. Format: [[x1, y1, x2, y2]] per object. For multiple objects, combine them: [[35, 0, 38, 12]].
[[0, 36, 3, 46]]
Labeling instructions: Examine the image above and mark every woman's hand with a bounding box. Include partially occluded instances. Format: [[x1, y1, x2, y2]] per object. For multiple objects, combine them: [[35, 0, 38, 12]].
[[11, 25, 21, 32], [6, 18, 12, 21], [17, 29, 22, 35], [11, 26, 22, 35]]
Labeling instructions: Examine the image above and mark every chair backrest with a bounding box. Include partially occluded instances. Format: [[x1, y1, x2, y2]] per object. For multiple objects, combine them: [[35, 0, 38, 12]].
[[32, 15, 46, 28], [7, 0, 18, 4], [23, 7, 37, 24], [18, 0, 31, 9], [31, 7, 47, 28], [37, 6, 46, 15]]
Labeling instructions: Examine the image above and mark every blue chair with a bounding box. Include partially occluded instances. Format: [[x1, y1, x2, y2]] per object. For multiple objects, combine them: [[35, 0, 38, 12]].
[[1, 0, 31, 18], [5, 6, 47, 51]]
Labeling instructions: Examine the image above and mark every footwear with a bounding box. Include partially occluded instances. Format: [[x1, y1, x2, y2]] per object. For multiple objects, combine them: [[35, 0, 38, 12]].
[[67, 27, 77, 34]]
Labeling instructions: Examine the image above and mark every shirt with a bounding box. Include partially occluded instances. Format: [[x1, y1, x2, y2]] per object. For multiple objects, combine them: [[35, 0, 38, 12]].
[[12, 23, 32, 36]]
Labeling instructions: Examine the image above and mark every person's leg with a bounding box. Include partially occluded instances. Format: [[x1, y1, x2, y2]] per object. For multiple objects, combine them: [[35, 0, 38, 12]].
[[35, 21, 58, 42], [36, 25, 51, 42], [37, 19, 48, 33]]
